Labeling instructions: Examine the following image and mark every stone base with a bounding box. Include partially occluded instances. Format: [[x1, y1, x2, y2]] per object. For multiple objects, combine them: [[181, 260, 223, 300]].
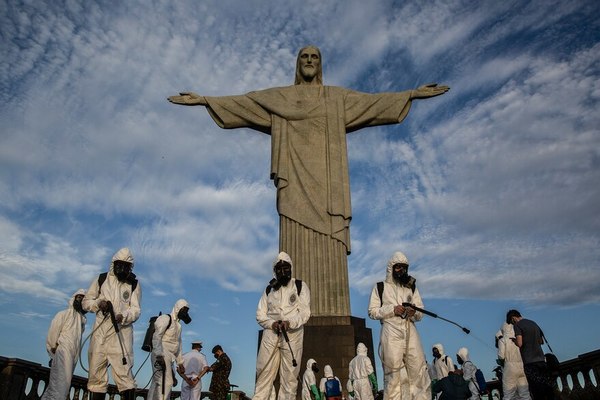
[[301, 316, 376, 396], [257, 316, 376, 399]]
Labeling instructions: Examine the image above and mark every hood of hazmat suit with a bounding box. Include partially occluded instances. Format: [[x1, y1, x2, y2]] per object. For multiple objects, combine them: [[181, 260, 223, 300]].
[[273, 251, 293, 273], [457, 347, 470, 363], [385, 252, 408, 283], [501, 322, 515, 339], [324, 364, 334, 378], [357, 342, 368, 356]]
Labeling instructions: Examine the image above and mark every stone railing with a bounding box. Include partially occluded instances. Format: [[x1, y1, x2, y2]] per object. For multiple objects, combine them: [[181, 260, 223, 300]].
[[0, 356, 249, 400], [480, 349, 600, 400], [3, 350, 600, 400]]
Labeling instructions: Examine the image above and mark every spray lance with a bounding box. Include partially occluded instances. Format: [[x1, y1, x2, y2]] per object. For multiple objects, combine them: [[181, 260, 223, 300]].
[[402, 302, 471, 334], [105, 301, 128, 365], [278, 321, 297, 367]]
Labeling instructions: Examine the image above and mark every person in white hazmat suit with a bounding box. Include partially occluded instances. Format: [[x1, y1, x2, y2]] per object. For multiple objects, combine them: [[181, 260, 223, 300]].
[[319, 365, 342, 400], [147, 299, 192, 400], [348, 343, 378, 400], [302, 358, 321, 400], [368, 251, 430, 400], [432, 344, 455, 380], [41, 289, 87, 400], [456, 347, 480, 400], [179, 341, 209, 400], [82, 247, 141, 400], [255, 251, 311, 400], [498, 323, 531, 400]]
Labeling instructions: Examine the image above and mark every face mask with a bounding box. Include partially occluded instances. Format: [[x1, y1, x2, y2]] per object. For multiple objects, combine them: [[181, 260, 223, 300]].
[[312, 364, 319, 373], [214, 353, 219, 359], [392, 264, 410, 285], [178, 307, 192, 324], [457, 355, 464, 365], [73, 298, 87, 315], [113, 260, 133, 282], [274, 262, 292, 287]]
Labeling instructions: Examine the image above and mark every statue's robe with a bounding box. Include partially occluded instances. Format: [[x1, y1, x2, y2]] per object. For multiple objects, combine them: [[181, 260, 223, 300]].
[[205, 85, 412, 316]]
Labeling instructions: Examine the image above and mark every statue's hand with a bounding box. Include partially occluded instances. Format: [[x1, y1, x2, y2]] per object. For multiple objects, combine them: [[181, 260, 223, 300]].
[[167, 92, 207, 106], [411, 83, 449, 99]]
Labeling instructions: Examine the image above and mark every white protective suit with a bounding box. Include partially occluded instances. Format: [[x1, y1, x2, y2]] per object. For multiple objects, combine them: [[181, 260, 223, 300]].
[[498, 323, 531, 400], [432, 343, 455, 380], [319, 365, 342, 398], [368, 252, 431, 400], [456, 347, 479, 400], [302, 358, 320, 400], [148, 299, 189, 400], [255, 252, 311, 400], [83, 247, 142, 393], [349, 343, 377, 400], [41, 289, 87, 400], [180, 346, 208, 400]]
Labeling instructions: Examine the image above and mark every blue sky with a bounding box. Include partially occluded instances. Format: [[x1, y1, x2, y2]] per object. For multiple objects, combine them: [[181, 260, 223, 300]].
[[1, 0, 599, 395]]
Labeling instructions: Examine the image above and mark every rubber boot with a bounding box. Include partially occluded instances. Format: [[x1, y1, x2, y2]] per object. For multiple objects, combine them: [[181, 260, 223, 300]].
[[89, 392, 106, 400], [121, 388, 136, 400]]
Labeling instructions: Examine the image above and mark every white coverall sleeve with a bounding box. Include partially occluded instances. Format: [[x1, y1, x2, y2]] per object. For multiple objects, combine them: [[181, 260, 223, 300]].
[[121, 284, 141, 325], [498, 338, 506, 361], [256, 291, 276, 330], [409, 287, 424, 322], [152, 315, 170, 357], [175, 333, 184, 365], [367, 285, 395, 320], [319, 378, 326, 394], [46, 310, 67, 357], [82, 277, 104, 313], [289, 281, 311, 330]]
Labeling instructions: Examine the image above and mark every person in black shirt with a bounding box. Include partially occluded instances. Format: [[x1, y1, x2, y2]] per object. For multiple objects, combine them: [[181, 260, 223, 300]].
[[507, 310, 554, 399]]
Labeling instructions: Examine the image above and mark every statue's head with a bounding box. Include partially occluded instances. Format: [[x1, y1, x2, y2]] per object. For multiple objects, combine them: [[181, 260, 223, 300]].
[[295, 46, 323, 85]]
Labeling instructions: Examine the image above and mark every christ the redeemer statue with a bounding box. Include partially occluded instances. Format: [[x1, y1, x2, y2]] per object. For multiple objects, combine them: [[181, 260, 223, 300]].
[[168, 46, 448, 317]]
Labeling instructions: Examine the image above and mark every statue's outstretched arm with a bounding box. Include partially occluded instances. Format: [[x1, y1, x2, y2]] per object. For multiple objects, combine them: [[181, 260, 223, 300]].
[[167, 92, 208, 106], [410, 83, 449, 100]]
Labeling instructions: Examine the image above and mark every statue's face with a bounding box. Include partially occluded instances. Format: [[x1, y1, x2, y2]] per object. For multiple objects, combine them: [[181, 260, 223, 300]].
[[298, 47, 320, 82]]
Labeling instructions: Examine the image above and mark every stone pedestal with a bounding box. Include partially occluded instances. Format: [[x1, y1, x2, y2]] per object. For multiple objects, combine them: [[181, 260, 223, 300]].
[[257, 316, 376, 399], [301, 316, 376, 396]]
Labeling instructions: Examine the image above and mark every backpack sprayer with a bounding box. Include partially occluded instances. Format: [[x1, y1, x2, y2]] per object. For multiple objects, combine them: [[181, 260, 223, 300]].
[[402, 302, 471, 334], [278, 321, 297, 367]]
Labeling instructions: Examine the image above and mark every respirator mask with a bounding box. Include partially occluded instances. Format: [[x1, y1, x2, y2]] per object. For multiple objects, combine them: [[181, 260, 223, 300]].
[[113, 260, 133, 283], [273, 261, 292, 288], [177, 306, 192, 324], [312, 364, 320, 373], [392, 263, 410, 285], [73, 295, 87, 315]]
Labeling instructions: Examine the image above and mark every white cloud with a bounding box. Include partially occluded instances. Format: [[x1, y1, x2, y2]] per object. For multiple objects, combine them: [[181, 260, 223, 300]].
[[1, 0, 599, 309]]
